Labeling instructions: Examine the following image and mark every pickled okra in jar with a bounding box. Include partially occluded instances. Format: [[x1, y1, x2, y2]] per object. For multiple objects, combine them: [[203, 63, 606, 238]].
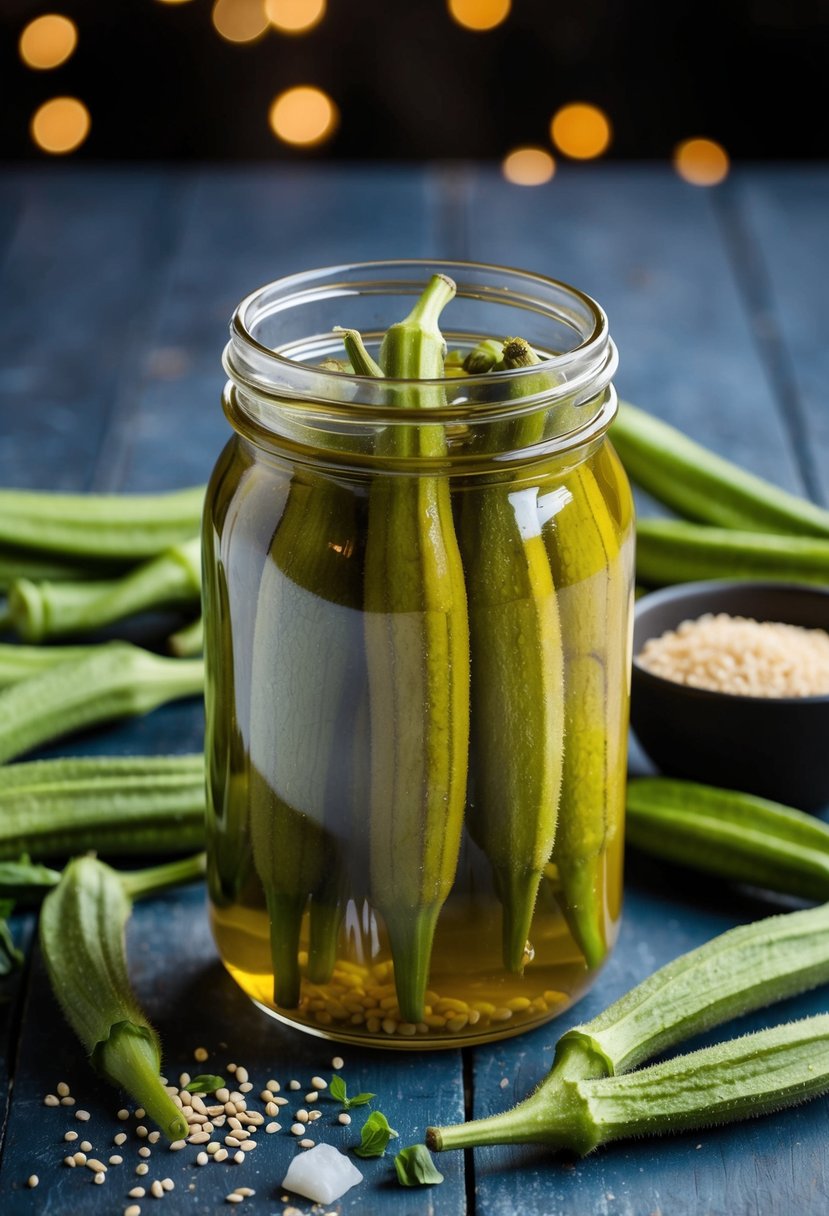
[[204, 263, 633, 1048]]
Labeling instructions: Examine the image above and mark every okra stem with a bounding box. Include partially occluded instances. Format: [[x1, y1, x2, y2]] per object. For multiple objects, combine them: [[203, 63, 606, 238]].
[[0, 485, 205, 559], [8, 537, 201, 642], [168, 615, 204, 657], [0, 643, 203, 764], [613, 401, 829, 538], [119, 853, 206, 900], [636, 518, 829, 586]]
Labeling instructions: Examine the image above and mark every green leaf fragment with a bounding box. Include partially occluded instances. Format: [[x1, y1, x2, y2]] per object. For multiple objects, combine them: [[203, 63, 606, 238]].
[[329, 1074, 375, 1110], [0, 899, 22, 976], [353, 1110, 398, 1158], [184, 1074, 225, 1094], [394, 1144, 445, 1186]]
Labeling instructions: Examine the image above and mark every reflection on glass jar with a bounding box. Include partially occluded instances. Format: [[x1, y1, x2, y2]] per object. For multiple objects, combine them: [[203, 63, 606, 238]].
[[203, 261, 634, 1049]]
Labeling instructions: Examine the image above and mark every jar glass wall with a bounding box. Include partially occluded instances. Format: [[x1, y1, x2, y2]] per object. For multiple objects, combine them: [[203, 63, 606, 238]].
[[203, 261, 634, 1049]]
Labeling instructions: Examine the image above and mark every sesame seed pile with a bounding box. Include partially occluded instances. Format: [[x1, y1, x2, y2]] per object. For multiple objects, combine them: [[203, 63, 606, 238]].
[[34, 1051, 349, 1213], [637, 613, 829, 698]]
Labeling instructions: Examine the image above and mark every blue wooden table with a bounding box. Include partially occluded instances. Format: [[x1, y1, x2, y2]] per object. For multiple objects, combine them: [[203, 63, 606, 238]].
[[0, 164, 827, 1215]]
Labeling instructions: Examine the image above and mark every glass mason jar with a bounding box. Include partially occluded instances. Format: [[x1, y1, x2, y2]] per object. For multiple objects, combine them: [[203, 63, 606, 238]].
[[204, 260, 634, 1049]]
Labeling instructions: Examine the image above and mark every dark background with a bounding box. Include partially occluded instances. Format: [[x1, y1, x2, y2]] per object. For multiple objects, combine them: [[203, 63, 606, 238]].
[[2, 0, 829, 160]]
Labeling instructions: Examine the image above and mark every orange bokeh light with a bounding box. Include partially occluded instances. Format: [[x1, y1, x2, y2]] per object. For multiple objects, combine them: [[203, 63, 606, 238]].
[[19, 14, 77, 70], [30, 96, 90, 155], [265, 0, 326, 33], [448, 0, 511, 32], [550, 103, 612, 160], [269, 86, 338, 146], [502, 147, 556, 187], [674, 138, 730, 186], [212, 0, 269, 43]]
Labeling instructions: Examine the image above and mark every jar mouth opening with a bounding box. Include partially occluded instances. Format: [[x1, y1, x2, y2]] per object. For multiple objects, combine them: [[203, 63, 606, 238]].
[[224, 259, 616, 425]]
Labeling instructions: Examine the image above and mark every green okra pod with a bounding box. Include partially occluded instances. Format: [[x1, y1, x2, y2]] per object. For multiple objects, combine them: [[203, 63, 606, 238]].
[[8, 537, 202, 642], [0, 549, 131, 593], [428, 900, 829, 1152], [613, 401, 829, 538], [460, 336, 565, 971], [0, 641, 101, 688], [363, 275, 470, 1023], [636, 518, 829, 586], [41, 854, 203, 1140], [168, 615, 204, 657], [626, 777, 829, 901], [0, 485, 206, 560], [0, 754, 205, 859], [0, 642, 203, 764]]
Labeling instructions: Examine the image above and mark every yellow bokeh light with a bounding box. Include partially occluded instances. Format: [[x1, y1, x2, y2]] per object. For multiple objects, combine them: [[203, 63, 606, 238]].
[[212, 0, 269, 43], [448, 0, 511, 32], [19, 14, 77, 70], [502, 147, 556, 187], [265, 0, 326, 33], [550, 103, 612, 160], [156, 0, 196, 5], [269, 86, 338, 146], [30, 97, 90, 155], [674, 138, 730, 186]]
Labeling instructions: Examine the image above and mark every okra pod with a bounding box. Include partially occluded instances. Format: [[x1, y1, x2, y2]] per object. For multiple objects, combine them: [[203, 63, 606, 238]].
[[168, 615, 204, 657], [0, 641, 100, 688], [0, 485, 205, 559], [8, 537, 201, 642], [0, 642, 203, 763], [460, 337, 565, 971], [429, 900, 829, 1151], [636, 518, 829, 586], [613, 401, 829, 538], [0, 754, 205, 859], [0, 549, 130, 593], [627, 777, 829, 901], [364, 275, 470, 1023], [40, 855, 202, 1140]]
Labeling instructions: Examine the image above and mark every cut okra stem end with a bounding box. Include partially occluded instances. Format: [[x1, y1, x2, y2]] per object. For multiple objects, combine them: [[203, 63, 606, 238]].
[[96, 1025, 189, 1142]]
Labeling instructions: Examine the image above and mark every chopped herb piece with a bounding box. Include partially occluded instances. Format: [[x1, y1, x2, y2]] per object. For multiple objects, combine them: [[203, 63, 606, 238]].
[[329, 1074, 375, 1110], [184, 1074, 225, 1094], [394, 1144, 445, 1186], [353, 1111, 398, 1158]]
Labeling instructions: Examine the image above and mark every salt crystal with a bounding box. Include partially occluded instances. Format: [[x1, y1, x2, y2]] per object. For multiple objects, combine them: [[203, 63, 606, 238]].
[[281, 1143, 363, 1204]]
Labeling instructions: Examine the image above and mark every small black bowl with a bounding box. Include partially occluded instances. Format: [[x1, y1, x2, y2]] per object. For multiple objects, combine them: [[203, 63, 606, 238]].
[[631, 581, 829, 809]]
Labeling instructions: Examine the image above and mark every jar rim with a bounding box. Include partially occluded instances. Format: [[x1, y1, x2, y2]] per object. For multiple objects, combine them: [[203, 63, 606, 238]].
[[223, 259, 617, 426]]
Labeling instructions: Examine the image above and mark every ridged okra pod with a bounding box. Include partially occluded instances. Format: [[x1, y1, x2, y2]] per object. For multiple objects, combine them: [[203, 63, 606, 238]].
[[363, 275, 470, 1024], [460, 337, 565, 972], [8, 537, 201, 642], [428, 900, 829, 1152], [248, 470, 361, 1008], [635, 518, 829, 586], [544, 445, 632, 967]]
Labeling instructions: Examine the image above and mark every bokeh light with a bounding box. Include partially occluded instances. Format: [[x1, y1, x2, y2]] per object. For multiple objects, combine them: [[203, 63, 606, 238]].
[[265, 0, 326, 34], [550, 103, 612, 159], [30, 97, 90, 155], [269, 86, 338, 146], [674, 138, 730, 186], [502, 147, 556, 186], [19, 14, 77, 70], [212, 0, 269, 44], [448, 0, 511, 32], [155, 0, 195, 5]]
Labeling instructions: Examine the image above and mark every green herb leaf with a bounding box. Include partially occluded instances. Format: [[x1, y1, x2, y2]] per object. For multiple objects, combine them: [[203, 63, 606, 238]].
[[353, 1110, 398, 1158], [184, 1074, 225, 1094], [394, 1144, 445, 1186], [0, 900, 22, 977], [0, 855, 61, 899], [329, 1073, 375, 1110]]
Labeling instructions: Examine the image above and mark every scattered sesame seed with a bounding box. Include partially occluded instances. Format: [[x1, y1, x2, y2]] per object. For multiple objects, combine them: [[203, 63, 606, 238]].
[[138, 1146, 151, 1159], [151, 1180, 164, 1198], [236, 1188, 255, 1198], [305, 1092, 318, 1103], [110, 1155, 124, 1166], [238, 1082, 253, 1094], [136, 1125, 148, 1138], [196, 1152, 209, 1166], [265, 1122, 280, 1134], [207, 1142, 220, 1154], [27, 1174, 39, 1188], [129, 1187, 146, 1198], [194, 1047, 208, 1063], [189, 1131, 210, 1144], [226, 1063, 237, 1073], [114, 1132, 127, 1145], [295, 1109, 309, 1123], [499, 1077, 510, 1089], [299, 1139, 314, 1149], [215, 1088, 230, 1104], [136, 1163, 149, 1176], [125, 1206, 141, 1216], [225, 1135, 241, 1148], [288, 1080, 301, 1091], [266, 1080, 279, 1092], [86, 1158, 107, 1172], [148, 1130, 160, 1144], [308, 1111, 322, 1122], [290, 1123, 304, 1136], [264, 1102, 277, 1117], [260, 1090, 273, 1103], [238, 1140, 257, 1152], [57, 1082, 70, 1097], [214, 1148, 229, 1163], [235, 1067, 249, 1084], [73, 1152, 87, 1165], [233, 1151, 245, 1164], [44, 1094, 59, 1107], [60, 1096, 76, 1106], [93, 1172, 105, 1185], [135, 1108, 146, 1119], [272, 1096, 288, 1107], [169, 1140, 186, 1151], [337, 1113, 351, 1125], [225, 1197, 243, 1205], [80, 1140, 92, 1152], [179, 1073, 191, 1088], [64, 1130, 78, 1142], [331, 1057, 344, 1070], [76, 1109, 91, 1121], [162, 1179, 174, 1192], [118, 1109, 130, 1121], [310, 1077, 327, 1090], [63, 1156, 76, 1167]]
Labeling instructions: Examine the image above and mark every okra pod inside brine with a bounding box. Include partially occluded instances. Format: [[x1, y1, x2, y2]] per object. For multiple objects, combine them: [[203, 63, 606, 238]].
[[459, 337, 565, 972], [361, 275, 470, 1024]]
